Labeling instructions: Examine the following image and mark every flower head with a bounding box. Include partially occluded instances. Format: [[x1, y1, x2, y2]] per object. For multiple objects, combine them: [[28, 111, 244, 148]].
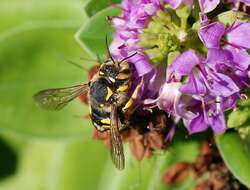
[[93, 0, 250, 163], [159, 49, 241, 133], [110, 0, 163, 76], [108, 0, 249, 136], [199, 21, 250, 88]]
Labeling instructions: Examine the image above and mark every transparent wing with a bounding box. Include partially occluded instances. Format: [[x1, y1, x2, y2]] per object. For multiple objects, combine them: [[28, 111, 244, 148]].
[[33, 83, 88, 110], [110, 105, 125, 170]]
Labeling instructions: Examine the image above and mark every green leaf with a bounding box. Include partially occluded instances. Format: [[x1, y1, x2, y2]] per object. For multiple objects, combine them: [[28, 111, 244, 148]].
[[0, 0, 95, 138], [0, 139, 109, 190], [75, 7, 121, 59], [217, 10, 250, 25], [227, 95, 250, 128], [227, 108, 250, 128], [238, 97, 250, 107], [216, 132, 250, 187], [84, 0, 121, 17]]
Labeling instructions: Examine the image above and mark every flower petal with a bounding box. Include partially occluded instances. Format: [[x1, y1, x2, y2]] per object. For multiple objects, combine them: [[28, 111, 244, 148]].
[[240, 0, 250, 5], [156, 82, 182, 114], [227, 22, 250, 49], [207, 72, 240, 97], [187, 111, 208, 134], [206, 48, 236, 72], [165, 0, 183, 9], [208, 112, 226, 133], [199, 22, 225, 48], [170, 49, 200, 76], [148, 66, 166, 91], [206, 48, 233, 67], [226, 46, 250, 70], [180, 71, 207, 95], [130, 53, 153, 76], [175, 95, 198, 119], [198, 0, 220, 13], [221, 93, 238, 110]]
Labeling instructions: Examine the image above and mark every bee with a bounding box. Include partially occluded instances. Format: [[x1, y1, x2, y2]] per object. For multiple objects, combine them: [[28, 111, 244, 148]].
[[33, 40, 138, 170]]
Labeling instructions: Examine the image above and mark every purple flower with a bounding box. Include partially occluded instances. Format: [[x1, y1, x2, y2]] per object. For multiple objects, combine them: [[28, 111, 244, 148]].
[[164, 0, 193, 9], [228, 0, 250, 10], [199, 21, 250, 50], [135, 66, 166, 103], [198, 0, 220, 13], [199, 21, 250, 88], [144, 82, 182, 114], [109, 0, 250, 137], [110, 0, 163, 76], [198, 0, 250, 13], [168, 49, 240, 97], [182, 97, 227, 134], [152, 49, 243, 134]]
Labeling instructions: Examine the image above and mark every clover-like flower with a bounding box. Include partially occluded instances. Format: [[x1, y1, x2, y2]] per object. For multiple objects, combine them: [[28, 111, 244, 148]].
[[94, 0, 250, 162], [110, 0, 163, 76], [199, 21, 250, 72], [108, 0, 250, 135], [155, 49, 240, 134]]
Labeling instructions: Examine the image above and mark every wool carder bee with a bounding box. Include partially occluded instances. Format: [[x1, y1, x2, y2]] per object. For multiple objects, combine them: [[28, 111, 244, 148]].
[[33, 45, 138, 170]]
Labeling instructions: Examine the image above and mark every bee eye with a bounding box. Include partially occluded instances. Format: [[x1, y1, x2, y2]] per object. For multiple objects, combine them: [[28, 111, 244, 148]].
[[102, 65, 118, 78]]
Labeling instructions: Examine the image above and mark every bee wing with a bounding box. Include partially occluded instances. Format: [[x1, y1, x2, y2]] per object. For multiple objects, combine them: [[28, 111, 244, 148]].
[[110, 104, 125, 170], [33, 83, 89, 111]]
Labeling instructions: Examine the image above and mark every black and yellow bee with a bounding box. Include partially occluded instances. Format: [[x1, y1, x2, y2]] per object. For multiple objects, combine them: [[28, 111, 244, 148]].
[[33, 41, 139, 170]]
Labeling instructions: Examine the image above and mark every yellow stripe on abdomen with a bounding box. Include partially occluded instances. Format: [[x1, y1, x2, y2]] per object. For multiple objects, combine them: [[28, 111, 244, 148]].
[[100, 118, 111, 125]]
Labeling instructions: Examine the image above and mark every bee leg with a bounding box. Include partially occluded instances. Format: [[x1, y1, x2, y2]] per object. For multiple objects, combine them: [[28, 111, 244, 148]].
[[119, 123, 129, 132], [122, 78, 144, 115]]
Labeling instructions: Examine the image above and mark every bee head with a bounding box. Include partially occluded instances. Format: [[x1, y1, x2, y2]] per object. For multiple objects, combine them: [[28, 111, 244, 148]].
[[99, 61, 119, 83]]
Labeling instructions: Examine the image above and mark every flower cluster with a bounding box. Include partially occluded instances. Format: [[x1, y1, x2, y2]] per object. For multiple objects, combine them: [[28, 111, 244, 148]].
[[110, 0, 163, 76], [109, 0, 250, 138]]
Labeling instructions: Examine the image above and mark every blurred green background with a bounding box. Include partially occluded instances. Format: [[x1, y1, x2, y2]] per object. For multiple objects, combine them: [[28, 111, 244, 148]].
[[2, 0, 243, 190], [0, 0, 112, 189]]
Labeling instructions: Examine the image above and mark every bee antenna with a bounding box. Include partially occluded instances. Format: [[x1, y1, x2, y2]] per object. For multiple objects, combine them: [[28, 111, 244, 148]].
[[67, 60, 89, 72], [105, 34, 116, 64], [119, 52, 137, 63]]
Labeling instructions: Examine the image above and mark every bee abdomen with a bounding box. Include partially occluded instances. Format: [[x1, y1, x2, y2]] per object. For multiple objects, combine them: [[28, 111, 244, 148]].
[[90, 107, 111, 131], [89, 78, 110, 104]]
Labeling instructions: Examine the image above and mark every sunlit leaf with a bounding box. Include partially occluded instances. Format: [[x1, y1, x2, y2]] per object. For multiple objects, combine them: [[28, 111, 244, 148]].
[[75, 7, 121, 59], [216, 132, 250, 187], [84, 0, 121, 17], [228, 108, 250, 128], [228, 95, 250, 128], [217, 10, 250, 25]]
